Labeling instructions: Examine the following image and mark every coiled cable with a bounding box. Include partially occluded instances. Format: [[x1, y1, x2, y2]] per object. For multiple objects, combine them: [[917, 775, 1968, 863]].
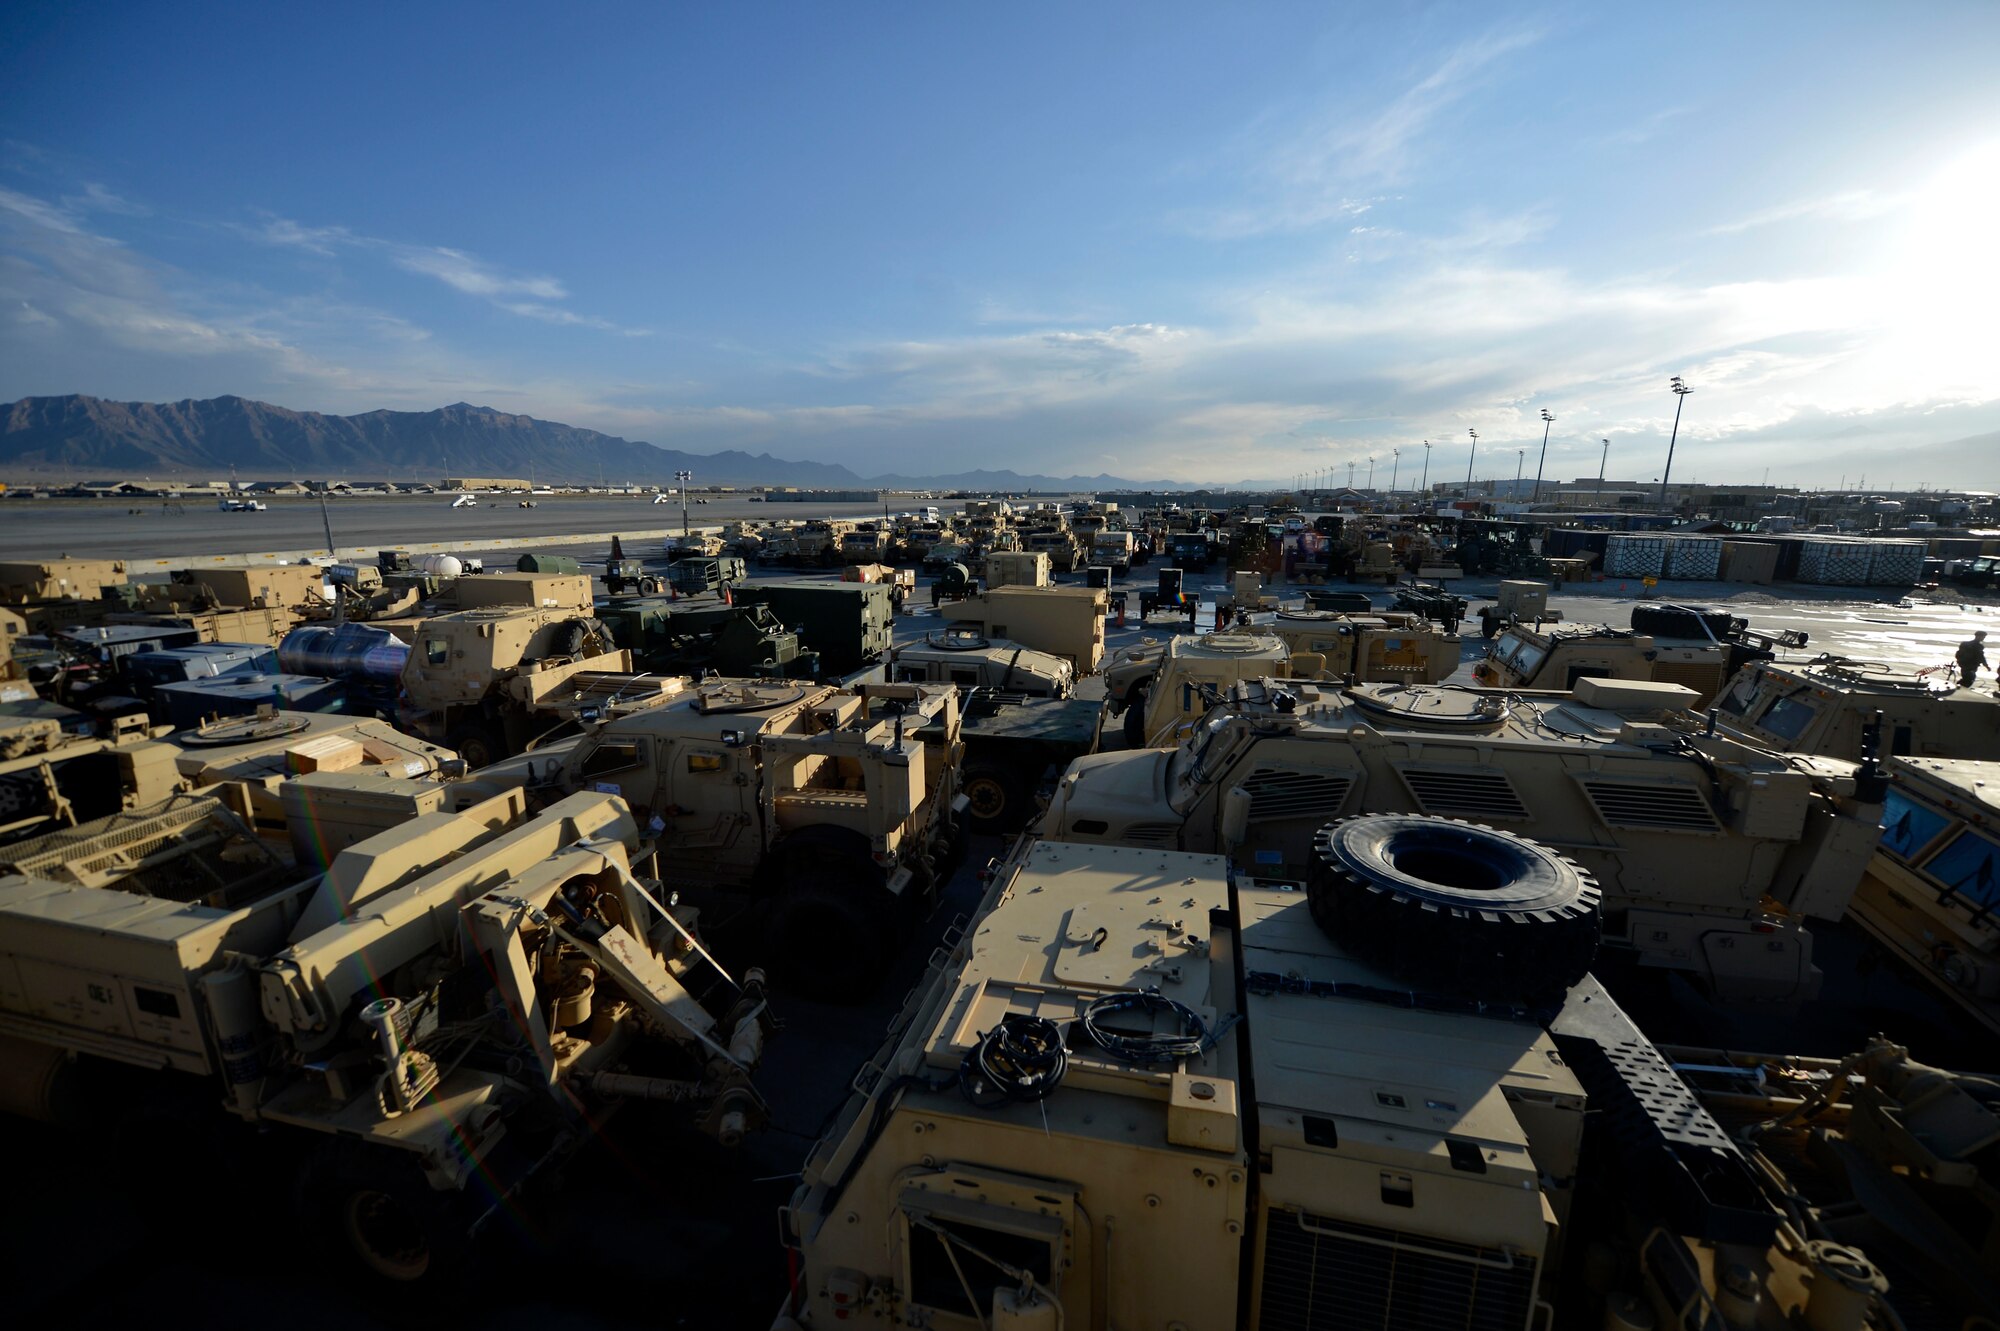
[[1080, 987, 1220, 1065], [959, 1014, 1068, 1107]]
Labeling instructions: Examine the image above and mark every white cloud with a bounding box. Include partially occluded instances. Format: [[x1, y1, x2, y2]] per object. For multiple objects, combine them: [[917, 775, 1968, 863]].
[[1704, 189, 1906, 236]]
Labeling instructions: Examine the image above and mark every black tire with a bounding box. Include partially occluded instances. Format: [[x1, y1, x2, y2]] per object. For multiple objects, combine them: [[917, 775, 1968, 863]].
[[1630, 603, 1739, 639], [764, 841, 898, 1002], [296, 1143, 472, 1289], [1308, 815, 1600, 1003], [551, 618, 592, 657], [1122, 685, 1149, 748], [1480, 610, 1500, 639], [960, 761, 1027, 835], [447, 722, 504, 770]]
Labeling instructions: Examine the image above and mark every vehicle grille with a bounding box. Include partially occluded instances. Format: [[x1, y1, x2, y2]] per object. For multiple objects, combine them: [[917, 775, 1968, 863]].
[[1395, 767, 1528, 821], [1258, 1209, 1537, 1331], [1577, 779, 1719, 832], [1240, 768, 1356, 822], [1119, 823, 1179, 845]]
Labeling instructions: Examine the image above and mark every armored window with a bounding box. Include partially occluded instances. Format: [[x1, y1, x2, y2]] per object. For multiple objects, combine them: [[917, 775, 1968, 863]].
[[1923, 828, 2000, 910], [1879, 788, 1951, 861], [1756, 696, 1818, 744], [950, 668, 981, 687], [578, 739, 646, 779], [892, 664, 926, 684], [424, 637, 450, 666], [901, 1198, 1061, 1323]]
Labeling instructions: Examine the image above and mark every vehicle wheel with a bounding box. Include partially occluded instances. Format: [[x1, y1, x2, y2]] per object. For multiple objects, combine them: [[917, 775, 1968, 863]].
[[1480, 611, 1499, 639], [1308, 815, 1601, 1003], [447, 722, 503, 770], [639, 576, 663, 596], [960, 762, 1026, 835], [765, 861, 897, 1002], [297, 1144, 470, 1289], [1122, 686, 1149, 748]]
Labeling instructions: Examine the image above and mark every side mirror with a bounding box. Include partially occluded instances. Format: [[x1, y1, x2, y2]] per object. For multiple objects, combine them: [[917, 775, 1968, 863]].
[[1222, 786, 1252, 851]]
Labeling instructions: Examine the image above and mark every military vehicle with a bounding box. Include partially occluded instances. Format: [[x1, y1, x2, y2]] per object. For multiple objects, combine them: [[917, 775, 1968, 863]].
[[779, 819, 1934, 1331], [668, 555, 748, 596], [1715, 654, 2000, 760], [1089, 527, 1136, 576], [1106, 612, 1459, 748], [1391, 578, 1467, 632], [604, 597, 820, 680], [1023, 528, 1080, 573], [923, 540, 976, 575], [0, 786, 771, 1283], [448, 570, 595, 614], [1474, 605, 1809, 707], [0, 558, 131, 634], [467, 679, 964, 998], [1847, 755, 2000, 1033], [938, 690, 1102, 834], [1471, 577, 1559, 638], [1166, 529, 1213, 571], [399, 603, 625, 766], [1043, 676, 1888, 1005], [884, 629, 1074, 699], [839, 525, 894, 564], [841, 561, 915, 611], [670, 532, 727, 559], [937, 585, 1109, 674], [928, 562, 976, 606], [0, 709, 182, 845], [738, 580, 895, 675]]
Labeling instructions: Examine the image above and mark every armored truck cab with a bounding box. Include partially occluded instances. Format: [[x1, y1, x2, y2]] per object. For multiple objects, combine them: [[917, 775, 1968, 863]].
[[1042, 676, 1888, 1005], [884, 629, 1074, 699], [399, 604, 623, 766], [1714, 655, 2000, 761], [470, 679, 964, 998], [1474, 604, 1805, 706]]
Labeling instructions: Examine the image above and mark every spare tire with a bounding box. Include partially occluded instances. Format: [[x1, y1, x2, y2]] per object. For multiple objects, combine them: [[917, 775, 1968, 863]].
[[1630, 603, 1740, 640], [1309, 815, 1600, 1003]]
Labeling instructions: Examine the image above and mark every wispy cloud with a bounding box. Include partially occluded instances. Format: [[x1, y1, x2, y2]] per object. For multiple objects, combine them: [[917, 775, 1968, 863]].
[[1704, 189, 1906, 235]]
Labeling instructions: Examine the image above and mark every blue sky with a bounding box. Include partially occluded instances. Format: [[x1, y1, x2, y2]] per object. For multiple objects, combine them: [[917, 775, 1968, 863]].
[[3, 2, 1997, 487]]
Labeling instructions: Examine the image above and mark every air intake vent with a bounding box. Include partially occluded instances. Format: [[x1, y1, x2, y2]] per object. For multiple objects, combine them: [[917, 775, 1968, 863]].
[[1239, 768, 1356, 822], [1395, 767, 1528, 821], [1257, 1209, 1537, 1331], [1119, 823, 1179, 846], [1578, 779, 1720, 832]]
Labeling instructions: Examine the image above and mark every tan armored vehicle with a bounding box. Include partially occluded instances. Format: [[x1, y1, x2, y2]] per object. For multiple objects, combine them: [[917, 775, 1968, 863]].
[[937, 585, 1108, 673], [1715, 654, 2000, 761], [0, 787, 770, 1284], [884, 628, 1074, 698], [1043, 676, 1888, 1004], [1023, 528, 1080, 572], [0, 710, 182, 844], [399, 602, 624, 766], [467, 679, 965, 998], [1473, 604, 1806, 706], [1850, 755, 2000, 1033], [780, 819, 1935, 1331], [1106, 611, 1459, 747]]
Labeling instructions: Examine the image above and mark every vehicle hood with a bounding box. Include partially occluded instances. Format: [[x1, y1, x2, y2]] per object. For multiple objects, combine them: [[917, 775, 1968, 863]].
[[1042, 747, 1174, 841]]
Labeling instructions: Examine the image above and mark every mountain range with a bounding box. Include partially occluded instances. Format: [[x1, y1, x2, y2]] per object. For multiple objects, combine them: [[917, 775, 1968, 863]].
[[0, 394, 1196, 491]]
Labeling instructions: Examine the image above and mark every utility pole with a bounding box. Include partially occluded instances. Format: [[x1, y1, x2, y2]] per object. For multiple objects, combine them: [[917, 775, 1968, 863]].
[[1367, 456, 1375, 490], [1660, 376, 1692, 511], [1466, 429, 1478, 490], [1534, 409, 1553, 504], [1390, 446, 1400, 494], [1598, 439, 1610, 499], [1514, 448, 1524, 499], [676, 468, 693, 536], [1421, 440, 1432, 496]]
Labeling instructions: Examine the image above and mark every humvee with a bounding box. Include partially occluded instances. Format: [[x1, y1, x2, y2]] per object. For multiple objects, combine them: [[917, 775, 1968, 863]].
[[468, 679, 965, 998], [1042, 676, 1888, 1004], [1107, 611, 1460, 747], [1715, 654, 2000, 760], [1474, 602, 1807, 705], [883, 628, 1074, 699]]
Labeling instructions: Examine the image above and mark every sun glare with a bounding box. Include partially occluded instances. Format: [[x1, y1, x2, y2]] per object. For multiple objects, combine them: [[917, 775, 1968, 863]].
[[1877, 140, 2000, 399]]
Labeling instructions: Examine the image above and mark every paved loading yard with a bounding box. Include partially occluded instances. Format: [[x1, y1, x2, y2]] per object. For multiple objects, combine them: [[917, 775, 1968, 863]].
[[8, 547, 1999, 1327]]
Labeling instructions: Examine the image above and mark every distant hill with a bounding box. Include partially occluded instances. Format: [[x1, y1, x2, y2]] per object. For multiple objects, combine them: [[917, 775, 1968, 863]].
[[0, 395, 871, 487]]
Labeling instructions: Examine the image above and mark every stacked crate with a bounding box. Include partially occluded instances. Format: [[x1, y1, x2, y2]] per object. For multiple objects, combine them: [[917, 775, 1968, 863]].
[[1797, 538, 1873, 585], [1865, 540, 1925, 586], [1664, 536, 1722, 580], [1603, 533, 1668, 577]]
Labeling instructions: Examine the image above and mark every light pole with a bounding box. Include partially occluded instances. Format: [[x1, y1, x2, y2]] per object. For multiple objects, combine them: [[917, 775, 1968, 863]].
[[1598, 438, 1609, 499], [1346, 460, 1355, 489], [1514, 448, 1524, 499], [1466, 429, 1478, 490], [1534, 408, 1553, 504], [1660, 377, 1692, 511], [675, 468, 693, 536], [1367, 456, 1375, 490], [1421, 440, 1432, 495], [1390, 446, 1400, 495]]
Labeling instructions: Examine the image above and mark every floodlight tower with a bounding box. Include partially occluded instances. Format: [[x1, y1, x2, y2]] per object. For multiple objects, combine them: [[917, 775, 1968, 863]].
[[1534, 408, 1554, 504], [1659, 377, 1692, 510], [676, 468, 693, 536], [1466, 429, 1478, 489]]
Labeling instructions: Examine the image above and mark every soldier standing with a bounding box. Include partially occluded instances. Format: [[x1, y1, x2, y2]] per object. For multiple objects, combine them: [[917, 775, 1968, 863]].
[[1957, 630, 1989, 685]]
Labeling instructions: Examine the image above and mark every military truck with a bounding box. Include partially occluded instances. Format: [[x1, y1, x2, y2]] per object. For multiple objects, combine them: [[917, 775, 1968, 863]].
[[841, 562, 915, 611], [0, 787, 771, 1284], [603, 598, 821, 680], [1851, 755, 2000, 1034], [467, 679, 965, 999], [780, 821, 1931, 1331], [1473, 607, 1809, 708], [838, 525, 893, 564], [940, 690, 1102, 834], [1089, 527, 1136, 576], [883, 628, 1074, 699], [1042, 676, 1888, 1005], [1107, 613, 1460, 748], [0, 709, 182, 846], [738, 580, 895, 674], [1024, 528, 1080, 573], [399, 603, 625, 766], [667, 555, 748, 596], [1715, 654, 2000, 760], [937, 585, 1109, 673], [1166, 529, 1214, 571]]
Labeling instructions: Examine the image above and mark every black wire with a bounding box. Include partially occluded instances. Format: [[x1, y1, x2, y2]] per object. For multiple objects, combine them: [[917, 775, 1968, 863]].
[[1080, 987, 1216, 1065], [959, 1014, 1068, 1107]]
